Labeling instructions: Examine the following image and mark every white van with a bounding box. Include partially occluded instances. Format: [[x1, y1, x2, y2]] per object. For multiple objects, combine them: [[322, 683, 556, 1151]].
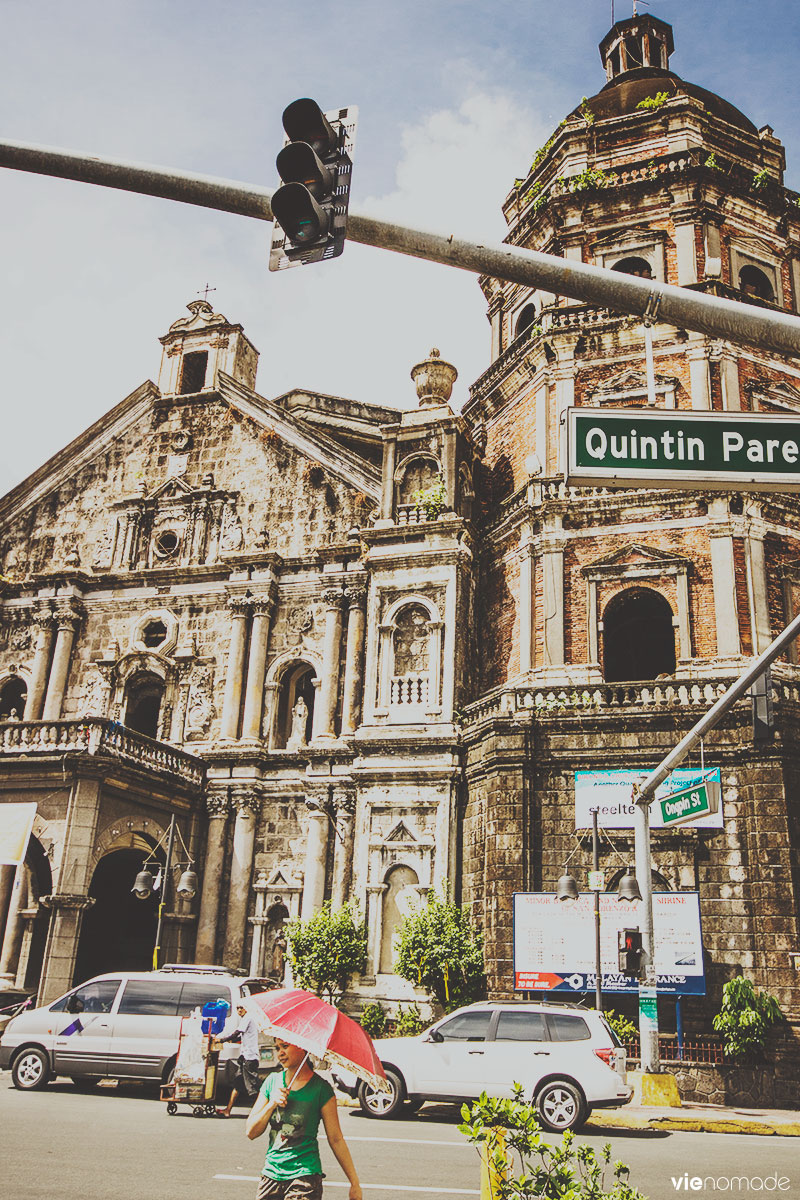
[[0, 965, 276, 1091]]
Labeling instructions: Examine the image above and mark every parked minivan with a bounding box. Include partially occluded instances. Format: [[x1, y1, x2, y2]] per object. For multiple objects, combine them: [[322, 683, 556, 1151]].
[[0, 965, 276, 1091]]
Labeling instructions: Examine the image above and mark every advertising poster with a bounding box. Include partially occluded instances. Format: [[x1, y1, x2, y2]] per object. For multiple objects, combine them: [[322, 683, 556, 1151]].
[[513, 891, 705, 995], [574, 768, 723, 830]]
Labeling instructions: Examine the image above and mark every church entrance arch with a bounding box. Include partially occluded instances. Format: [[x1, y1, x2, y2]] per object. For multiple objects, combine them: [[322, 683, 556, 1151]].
[[602, 587, 676, 682], [73, 846, 162, 984]]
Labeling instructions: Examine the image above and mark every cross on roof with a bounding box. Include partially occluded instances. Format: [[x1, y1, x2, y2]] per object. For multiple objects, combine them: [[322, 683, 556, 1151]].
[[197, 283, 216, 303]]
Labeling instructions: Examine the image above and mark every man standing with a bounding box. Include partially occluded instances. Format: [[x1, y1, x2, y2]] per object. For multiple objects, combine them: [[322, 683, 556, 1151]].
[[217, 1002, 261, 1117]]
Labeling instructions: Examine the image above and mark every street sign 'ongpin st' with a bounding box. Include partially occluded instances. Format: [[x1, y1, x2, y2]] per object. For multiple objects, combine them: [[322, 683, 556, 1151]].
[[658, 779, 721, 827], [567, 407, 800, 493]]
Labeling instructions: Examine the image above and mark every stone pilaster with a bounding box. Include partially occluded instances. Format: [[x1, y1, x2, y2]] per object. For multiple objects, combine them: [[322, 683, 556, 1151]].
[[708, 498, 741, 658], [223, 790, 261, 967], [219, 597, 250, 740], [249, 872, 270, 977], [341, 585, 367, 736], [301, 806, 330, 919], [518, 524, 535, 674], [241, 597, 275, 741], [37, 893, 95, 1005], [541, 514, 565, 668], [194, 793, 230, 963], [312, 588, 344, 740], [331, 792, 356, 909], [42, 609, 81, 720], [24, 610, 55, 720]]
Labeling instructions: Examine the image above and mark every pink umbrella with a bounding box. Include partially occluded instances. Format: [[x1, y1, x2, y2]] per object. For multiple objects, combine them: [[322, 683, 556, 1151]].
[[248, 988, 389, 1092]]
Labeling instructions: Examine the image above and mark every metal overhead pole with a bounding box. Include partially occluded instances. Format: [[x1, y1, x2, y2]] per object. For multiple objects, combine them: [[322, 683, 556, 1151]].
[[631, 606, 800, 1073], [2, 138, 800, 358]]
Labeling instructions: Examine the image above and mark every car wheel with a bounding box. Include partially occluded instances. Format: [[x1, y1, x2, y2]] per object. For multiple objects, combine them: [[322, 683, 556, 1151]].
[[358, 1067, 405, 1119], [534, 1080, 586, 1133], [12, 1047, 51, 1091]]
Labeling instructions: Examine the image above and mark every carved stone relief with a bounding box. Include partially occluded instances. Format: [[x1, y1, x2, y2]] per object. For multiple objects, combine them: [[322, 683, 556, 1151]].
[[185, 665, 216, 740]]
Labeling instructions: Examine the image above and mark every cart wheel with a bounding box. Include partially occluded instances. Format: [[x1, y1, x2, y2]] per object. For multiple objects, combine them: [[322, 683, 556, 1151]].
[[166, 1102, 178, 1116], [192, 1105, 205, 1117], [205, 1103, 216, 1116]]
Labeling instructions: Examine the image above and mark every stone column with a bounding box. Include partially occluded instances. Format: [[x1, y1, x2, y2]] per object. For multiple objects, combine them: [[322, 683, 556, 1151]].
[[24, 613, 56, 720], [223, 791, 261, 968], [708, 499, 741, 658], [341, 586, 367, 736], [249, 873, 269, 977], [0, 865, 29, 984], [301, 808, 329, 919], [241, 598, 274, 741], [312, 589, 344, 741], [0, 863, 16, 937], [331, 794, 356, 909], [365, 884, 387, 977], [380, 437, 397, 521], [688, 340, 712, 410], [541, 514, 565, 668], [37, 894, 95, 1005], [194, 794, 230, 963], [745, 504, 772, 655], [42, 613, 80, 720], [518, 526, 534, 674], [219, 598, 250, 740]]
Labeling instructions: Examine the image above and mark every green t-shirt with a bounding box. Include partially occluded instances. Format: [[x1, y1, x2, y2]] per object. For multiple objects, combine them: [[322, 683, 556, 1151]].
[[260, 1069, 335, 1181]]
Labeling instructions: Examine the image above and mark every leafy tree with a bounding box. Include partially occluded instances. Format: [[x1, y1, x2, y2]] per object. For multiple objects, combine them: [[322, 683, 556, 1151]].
[[459, 1088, 646, 1200], [603, 1010, 637, 1043], [712, 975, 783, 1061], [395, 891, 485, 1012], [286, 902, 367, 1003]]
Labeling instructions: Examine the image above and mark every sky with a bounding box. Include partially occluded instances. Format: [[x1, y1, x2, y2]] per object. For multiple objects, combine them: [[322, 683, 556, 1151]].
[[1, 0, 799, 494]]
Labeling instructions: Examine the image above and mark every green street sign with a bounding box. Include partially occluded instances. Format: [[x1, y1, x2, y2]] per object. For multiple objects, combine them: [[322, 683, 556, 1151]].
[[566, 407, 800, 492], [658, 780, 721, 827]]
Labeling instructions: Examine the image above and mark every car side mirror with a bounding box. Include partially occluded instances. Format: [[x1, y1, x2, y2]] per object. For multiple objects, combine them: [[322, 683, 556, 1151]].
[[425, 1029, 444, 1043]]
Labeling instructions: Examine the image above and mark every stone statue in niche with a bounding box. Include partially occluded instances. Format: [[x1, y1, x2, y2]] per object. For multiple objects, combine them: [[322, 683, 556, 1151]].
[[271, 933, 287, 981], [220, 502, 244, 553], [92, 521, 117, 570], [80, 669, 109, 718], [185, 666, 215, 740], [287, 696, 309, 749]]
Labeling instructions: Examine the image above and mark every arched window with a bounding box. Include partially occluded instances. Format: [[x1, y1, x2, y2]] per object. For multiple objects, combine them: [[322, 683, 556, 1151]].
[[739, 264, 774, 302], [274, 662, 316, 750], [379, 864, 419, 973], [0, 676, 27, 720], [612, 256, 652, 279], [396, 456, 441, 508], [515, 303, 539, 339], [392, 605, 430, 706], [602, 587, 676, 683], [124, 672, 165, 739]]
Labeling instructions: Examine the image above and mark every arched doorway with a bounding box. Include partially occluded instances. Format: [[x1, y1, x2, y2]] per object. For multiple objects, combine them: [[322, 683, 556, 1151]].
[[73, 848, 161, 984], [602, 587, 676, 682], [124, 673, 165, 738]]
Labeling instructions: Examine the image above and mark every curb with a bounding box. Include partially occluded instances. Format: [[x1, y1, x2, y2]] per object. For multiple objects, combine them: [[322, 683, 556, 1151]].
[[587, 1113, 800, 1137]]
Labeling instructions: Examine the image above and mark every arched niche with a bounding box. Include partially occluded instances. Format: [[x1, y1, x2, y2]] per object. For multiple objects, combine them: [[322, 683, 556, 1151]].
[[739, 264, 774, 302], [612, 255, 653, 279], [394, 453, 442, 510], [602, 587, 676, 683], [124, 671, 166, 739], [376, 596, 443, 718], [514, 302, 540, 339], [0, 674, 27, 720], [270, 658, 318, 750], [378, 863, 419, 974]]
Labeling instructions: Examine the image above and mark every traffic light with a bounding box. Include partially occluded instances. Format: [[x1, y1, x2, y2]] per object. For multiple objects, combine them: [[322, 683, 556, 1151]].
[[269, 98, 357, 271], [618, 928, 643, 977]]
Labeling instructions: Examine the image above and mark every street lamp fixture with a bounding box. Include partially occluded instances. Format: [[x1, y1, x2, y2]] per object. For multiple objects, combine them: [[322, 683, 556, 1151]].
[[617, 868, 642, 903], [132, 867, 156, 899], [130, 814, 197, 967], [555, 870, 580, 901]]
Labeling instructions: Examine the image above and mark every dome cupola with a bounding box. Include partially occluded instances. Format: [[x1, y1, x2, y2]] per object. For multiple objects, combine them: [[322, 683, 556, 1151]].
[[599, 11, 674, 81]]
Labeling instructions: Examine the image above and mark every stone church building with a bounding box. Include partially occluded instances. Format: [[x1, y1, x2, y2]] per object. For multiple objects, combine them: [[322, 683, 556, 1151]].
[[1, 12, 799, 1080]]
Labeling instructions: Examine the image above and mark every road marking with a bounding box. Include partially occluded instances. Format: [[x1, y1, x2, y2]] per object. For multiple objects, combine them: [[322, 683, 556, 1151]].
[[214, 1177, 479, 1195], [338, 1136, 470, 1148]]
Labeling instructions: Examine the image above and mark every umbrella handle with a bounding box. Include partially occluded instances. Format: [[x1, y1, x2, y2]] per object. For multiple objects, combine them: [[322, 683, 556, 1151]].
[[286, 1052, 309, 1091]]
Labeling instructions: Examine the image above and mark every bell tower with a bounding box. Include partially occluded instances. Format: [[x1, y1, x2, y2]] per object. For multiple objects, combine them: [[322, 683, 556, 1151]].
[[157, 299, 259, 397], [599, 12, 674, 79]]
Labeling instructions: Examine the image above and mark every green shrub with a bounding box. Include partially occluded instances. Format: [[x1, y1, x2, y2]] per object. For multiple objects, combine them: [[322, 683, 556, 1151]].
[[360, 1001, 387, 1039], [636, 91, 669, 110], [459, 1088, 646, 1199], [393, 1004, 426, 1037], [604, 1009, 638, 1043], [286, 902, 367, 1003], [713, 975, 783, 1061], [412, 477, 447, 520], [752, 167, 771, 190], [395, 889, 485, 1012]]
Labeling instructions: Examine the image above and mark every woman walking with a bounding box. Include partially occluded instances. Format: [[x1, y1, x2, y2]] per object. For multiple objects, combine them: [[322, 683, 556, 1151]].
[[246, 1037, 362, 1200]]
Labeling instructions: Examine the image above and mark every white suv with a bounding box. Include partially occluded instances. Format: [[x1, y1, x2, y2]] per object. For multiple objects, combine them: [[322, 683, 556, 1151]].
[[336, 1002, 632, 1132]]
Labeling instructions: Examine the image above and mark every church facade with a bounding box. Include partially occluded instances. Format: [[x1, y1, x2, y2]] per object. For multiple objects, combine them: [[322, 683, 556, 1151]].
[[1, 12, 799, 1088]]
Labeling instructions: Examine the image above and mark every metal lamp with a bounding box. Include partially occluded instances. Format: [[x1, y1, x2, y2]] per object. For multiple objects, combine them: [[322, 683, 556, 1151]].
[[617, 868, 642, 902], [132, 867, 155, 899], [556, 870, 580, 901], [175, 867, 198, 899]]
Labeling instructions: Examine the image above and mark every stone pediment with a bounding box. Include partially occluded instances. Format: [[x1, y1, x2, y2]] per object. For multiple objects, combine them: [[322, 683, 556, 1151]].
[[147, 476, 196, 501], [747, 379, 800, 413], [583, 542, 691, 579], [589, 366, 678, 400], [384, 820, 418, 844]]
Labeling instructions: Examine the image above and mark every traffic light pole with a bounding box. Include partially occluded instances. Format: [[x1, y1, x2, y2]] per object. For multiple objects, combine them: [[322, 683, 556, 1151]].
[[631, 604, 800, 1075], [1, 138, 800, 357]]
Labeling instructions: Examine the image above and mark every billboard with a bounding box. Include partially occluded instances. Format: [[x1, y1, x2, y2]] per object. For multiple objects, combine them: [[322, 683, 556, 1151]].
[[575, 768, 723, 830], [513, 891, 705, 995]]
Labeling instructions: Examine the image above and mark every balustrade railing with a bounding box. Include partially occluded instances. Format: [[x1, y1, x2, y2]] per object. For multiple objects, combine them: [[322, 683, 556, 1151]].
[[396, 504, 428, 525], [390, 673, 430, 706], [0, 717, 205, 787]]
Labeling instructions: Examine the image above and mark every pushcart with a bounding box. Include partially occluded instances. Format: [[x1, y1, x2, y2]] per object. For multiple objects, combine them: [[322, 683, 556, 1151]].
[[161, 1013, 221, 1117]]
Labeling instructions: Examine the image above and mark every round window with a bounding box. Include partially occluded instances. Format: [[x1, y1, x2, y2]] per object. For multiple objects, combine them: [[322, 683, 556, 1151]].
[[142, 620, 168, 649], [154, 530, 180, 557]]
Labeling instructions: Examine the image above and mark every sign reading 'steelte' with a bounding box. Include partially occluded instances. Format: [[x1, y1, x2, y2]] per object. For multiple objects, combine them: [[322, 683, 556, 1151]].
[[566, 407, 800, 493]]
